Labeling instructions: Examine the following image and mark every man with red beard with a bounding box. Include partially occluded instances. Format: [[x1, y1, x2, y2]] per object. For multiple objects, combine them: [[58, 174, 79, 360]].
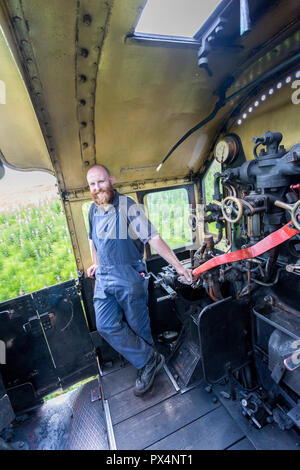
[[86, 164, 191, 396]]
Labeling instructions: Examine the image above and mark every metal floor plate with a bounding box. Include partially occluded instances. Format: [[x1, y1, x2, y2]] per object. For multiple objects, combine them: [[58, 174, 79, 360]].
[[146, 405, 245, 450], [227, 437, 256, 450], [114, 386, 221, 450], [101, 363, 138, 399], [108, 367, 177, 426], [6, 363, 300, 450], [66, 380, 108, 450]]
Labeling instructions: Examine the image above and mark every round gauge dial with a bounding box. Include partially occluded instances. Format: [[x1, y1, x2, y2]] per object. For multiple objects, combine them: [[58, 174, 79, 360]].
[[214, 136, 239, 164], [214, 140, 230, 163]]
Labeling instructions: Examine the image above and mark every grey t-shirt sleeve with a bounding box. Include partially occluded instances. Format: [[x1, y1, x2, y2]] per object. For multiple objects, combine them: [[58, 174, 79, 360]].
[[125, 197, 159, 245]]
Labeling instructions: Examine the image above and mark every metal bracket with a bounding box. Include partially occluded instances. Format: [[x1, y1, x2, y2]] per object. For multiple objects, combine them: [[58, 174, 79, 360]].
[[90, 383, 102, 402]]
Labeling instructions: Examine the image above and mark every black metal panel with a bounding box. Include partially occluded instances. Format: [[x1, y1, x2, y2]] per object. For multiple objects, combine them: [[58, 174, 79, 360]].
[[198, 297, 252, 383], [0, 393, 15, 432], [80, 277, 96, 331], [169, 340, 202, 386], [114, 386, 220, 450], [6, 382, 43, 414], [147, 405, 245, 450], [0, 294, 58, 399], [32, 280, 98, 389]]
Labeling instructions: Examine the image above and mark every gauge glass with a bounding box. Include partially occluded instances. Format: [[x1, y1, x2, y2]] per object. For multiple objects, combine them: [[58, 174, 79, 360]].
[[215, 140, 230, 163]]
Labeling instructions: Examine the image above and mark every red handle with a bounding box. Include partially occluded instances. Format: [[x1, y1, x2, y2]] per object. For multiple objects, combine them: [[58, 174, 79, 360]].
[[193, 222, 299, 277]]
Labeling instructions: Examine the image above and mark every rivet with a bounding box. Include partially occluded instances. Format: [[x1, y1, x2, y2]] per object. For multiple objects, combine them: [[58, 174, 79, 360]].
[[79, 99, 86, 106], [83, 14, 92, 26], [80, 48, 89, 58], [81, 121, 87, 128], [83, 142, 89, 149], [79, 74, 87, 83], [84, 160, 90, 166]]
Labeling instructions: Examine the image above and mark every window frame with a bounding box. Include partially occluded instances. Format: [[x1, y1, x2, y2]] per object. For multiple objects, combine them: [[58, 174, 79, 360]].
[[130, 0, 229, 47], [137, 183, 197, 259]]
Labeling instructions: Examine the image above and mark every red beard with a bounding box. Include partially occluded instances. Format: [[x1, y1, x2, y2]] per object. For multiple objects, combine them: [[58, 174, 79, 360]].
[[92, 187, 114, 206]]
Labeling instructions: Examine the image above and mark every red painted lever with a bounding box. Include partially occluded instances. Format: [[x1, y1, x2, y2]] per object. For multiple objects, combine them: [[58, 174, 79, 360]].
[[192, 222, 299, 277]]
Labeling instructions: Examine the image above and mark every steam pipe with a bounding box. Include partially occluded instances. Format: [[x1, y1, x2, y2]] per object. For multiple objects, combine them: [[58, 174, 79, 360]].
[[156, 51, 300, 171], [240, 0, 251, 36]]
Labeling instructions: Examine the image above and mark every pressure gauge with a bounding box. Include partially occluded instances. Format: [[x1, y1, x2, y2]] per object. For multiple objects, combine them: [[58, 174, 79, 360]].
[[214, 136, 239, 164]]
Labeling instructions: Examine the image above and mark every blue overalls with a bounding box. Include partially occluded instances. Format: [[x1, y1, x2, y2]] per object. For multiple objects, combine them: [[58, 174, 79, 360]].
[[91, 194, 155, 369]]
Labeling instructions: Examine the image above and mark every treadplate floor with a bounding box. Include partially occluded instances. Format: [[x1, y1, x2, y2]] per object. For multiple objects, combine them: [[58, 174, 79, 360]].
[[6, 379, 109, 450]]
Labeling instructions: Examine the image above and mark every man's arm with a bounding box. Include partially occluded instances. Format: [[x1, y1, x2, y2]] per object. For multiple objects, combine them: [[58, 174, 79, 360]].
[[148, 234, 192, 282], [87, 239, 99, 278]]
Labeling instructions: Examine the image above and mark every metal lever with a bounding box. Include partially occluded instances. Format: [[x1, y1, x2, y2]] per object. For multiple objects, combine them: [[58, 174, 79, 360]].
[[286, 264, 300, 275], [156, 294, 177, 303]]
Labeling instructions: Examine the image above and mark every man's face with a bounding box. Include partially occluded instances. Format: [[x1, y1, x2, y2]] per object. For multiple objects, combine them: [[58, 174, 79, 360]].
[[87, 167, 114, 206]]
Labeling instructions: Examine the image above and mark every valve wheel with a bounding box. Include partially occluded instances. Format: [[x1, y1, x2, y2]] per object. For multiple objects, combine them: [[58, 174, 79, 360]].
[[292, 200, 300, 232], [221, 197, 243, 223], [274, 199, 300, 232]]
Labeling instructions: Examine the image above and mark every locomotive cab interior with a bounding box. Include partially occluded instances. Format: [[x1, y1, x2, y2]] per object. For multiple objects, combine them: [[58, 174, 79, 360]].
[[0, 0, 300, 451]]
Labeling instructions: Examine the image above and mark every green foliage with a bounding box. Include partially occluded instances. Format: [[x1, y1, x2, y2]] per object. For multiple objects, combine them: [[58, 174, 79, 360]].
[[203, 159, 221, 234], [145, 188, 193, 250], [0, 197, 77, 303]]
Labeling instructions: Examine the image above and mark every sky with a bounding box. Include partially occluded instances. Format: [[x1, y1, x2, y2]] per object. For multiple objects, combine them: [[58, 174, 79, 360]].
[[0, 165, 56, 193], [135, 0, 221, 38]]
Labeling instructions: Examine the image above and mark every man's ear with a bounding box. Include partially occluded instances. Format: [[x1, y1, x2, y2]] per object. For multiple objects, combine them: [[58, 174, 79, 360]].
[[109, 176, 114, 185]]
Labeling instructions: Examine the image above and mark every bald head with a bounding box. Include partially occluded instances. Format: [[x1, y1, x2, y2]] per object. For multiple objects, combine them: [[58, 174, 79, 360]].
[[87, 164, 114, 206], [87, 164, 110, 179]]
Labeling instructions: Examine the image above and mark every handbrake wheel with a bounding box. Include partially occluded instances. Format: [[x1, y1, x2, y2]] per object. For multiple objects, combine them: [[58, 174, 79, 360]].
[[221, 196, 243, 223]]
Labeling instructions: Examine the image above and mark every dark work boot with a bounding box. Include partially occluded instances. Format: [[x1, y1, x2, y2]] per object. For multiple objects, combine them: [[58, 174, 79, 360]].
[[134, 352, 165, 397]]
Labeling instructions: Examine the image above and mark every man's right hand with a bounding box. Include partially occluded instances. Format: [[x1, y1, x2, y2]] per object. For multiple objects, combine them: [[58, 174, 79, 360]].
[[87, 264, 99, 279]]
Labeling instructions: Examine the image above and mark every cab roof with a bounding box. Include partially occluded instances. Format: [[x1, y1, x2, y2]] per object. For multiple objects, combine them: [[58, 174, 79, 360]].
[[0, 0, 299, 192]]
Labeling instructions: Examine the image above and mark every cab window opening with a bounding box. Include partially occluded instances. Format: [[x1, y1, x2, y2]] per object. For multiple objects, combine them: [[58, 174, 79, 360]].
[[141, 186, 195, 256], [0, 166, 77, 303], [202, 158, 221, 236]]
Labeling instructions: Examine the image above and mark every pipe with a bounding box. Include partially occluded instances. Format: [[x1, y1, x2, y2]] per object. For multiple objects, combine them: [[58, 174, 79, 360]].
[[156, 51, 300, 171], [251, 267, 283, 286], [240, 0, 251, 36]]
